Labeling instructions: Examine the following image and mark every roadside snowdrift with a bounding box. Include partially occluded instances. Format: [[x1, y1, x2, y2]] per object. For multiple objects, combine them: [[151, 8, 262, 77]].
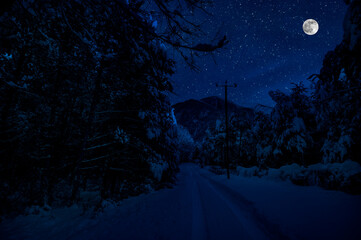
[[234, 161, 361, 194]]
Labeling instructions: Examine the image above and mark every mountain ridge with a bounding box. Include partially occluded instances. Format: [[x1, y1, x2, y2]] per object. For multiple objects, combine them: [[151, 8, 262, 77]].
[[173, 96, 254, 142]]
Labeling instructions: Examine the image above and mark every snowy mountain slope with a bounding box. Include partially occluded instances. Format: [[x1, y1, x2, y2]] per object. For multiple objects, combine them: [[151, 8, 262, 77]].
[[173, 96, 254, 141]]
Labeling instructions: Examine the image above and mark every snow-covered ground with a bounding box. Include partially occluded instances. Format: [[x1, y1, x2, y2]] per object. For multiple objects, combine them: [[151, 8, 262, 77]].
[[1, 163, 360, 240]]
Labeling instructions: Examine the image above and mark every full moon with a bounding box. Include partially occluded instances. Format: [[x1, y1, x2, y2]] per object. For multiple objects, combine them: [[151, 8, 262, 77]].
[[303, 19, 319, 35]]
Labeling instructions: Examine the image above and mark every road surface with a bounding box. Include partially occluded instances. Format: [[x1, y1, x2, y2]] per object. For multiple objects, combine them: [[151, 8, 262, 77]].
[[70, 164, 287, 239], [1, 163, 361, 240]]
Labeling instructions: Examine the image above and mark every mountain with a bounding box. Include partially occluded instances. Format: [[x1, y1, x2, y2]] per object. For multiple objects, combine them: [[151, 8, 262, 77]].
[[173, 96, 254, 142]]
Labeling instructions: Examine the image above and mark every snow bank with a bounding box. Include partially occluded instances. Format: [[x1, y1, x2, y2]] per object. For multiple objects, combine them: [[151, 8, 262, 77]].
[[236, 166, 259, 177], [305, 160, 361, 192], [236, 161, 361, 194]]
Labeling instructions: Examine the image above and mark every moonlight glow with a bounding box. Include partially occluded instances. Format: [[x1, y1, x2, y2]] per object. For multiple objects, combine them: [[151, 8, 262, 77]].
[[303, 19, 319, 35]]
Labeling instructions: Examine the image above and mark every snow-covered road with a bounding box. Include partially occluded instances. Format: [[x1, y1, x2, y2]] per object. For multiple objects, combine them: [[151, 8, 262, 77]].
[[185, 164, 286, 240], [71, 164, 283, 240], [1, 163, 361, 240]]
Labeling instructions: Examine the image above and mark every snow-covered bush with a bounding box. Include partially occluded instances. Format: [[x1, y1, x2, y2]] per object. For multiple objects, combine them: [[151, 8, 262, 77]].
[[278, 163, 305, 181], [256, 144, 272, 167], [264, 163, 305, 182], [305, 160, 361, 193], [321, 129, 353, 164], [149, 160, 169, 182], [235, 161, 361, 194], [236, 166, 259, 177]]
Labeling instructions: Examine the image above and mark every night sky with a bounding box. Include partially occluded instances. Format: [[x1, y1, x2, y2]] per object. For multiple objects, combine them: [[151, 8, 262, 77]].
[[169, 0, 348, 108]]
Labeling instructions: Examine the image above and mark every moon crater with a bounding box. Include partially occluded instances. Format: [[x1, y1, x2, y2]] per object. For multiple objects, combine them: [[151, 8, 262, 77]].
[[303, 19, 319, 35]]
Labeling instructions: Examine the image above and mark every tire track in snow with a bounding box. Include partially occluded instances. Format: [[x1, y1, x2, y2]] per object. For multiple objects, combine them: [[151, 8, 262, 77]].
[[191, 176, 208, 240], [189, 164, 255, 240], [200, 172, 290, 240]]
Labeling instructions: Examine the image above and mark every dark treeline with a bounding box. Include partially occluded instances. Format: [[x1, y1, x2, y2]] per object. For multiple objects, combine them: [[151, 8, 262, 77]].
[[199, 0, 361, 192], [0, 0, 224, 216]]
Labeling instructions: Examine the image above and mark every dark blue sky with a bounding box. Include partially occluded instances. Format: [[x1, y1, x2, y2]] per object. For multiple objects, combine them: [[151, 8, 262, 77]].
[[169, 0, 347, 107]]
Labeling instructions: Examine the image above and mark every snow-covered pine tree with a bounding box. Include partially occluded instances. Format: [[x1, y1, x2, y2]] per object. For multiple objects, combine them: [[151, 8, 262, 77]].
[[269, 83, 314, 167], [311, 0, 361, 164], [0, 0, 227, 214]]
